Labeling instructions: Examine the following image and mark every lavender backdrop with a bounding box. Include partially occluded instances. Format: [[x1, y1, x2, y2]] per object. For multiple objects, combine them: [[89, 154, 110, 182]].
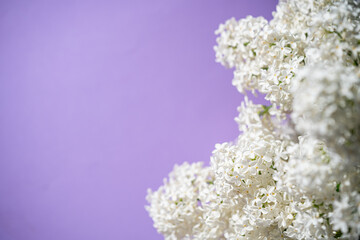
[[0, 1, 276, 239]]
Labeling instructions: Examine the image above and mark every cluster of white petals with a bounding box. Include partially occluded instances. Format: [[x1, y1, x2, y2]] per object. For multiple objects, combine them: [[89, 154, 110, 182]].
[[146, 162, 217, 239], [146, 0, 360, 239], [292, 65, 360, 162]]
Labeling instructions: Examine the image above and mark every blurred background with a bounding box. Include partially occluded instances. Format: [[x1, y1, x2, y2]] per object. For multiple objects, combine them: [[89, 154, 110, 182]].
[[0, 0, 276, 239]]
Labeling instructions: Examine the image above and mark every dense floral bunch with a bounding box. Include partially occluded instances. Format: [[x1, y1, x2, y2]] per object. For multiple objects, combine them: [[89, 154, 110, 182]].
[[146, 0, 360, 239]]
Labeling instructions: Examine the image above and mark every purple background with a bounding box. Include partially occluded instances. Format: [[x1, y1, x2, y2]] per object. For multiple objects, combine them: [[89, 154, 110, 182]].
[[0, 1, 276, 239]]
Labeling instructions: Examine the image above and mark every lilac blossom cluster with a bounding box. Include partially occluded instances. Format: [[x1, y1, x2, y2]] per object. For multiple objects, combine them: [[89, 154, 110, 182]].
[[146, 0, 360, 239]]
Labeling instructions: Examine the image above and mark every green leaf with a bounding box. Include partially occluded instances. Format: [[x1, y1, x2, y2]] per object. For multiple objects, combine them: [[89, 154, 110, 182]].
[[334, 230, 342, 238], [228, 44, 238, 50], [251, 49, 257, 56], [336, 182, 341, 192], [258, 105, 272, 117]]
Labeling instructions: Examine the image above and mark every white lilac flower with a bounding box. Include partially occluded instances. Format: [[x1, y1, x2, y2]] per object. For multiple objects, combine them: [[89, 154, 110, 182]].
[[330, 191, 360, 238], [214, 16, 268, 69], [291, 64, 360, 163], [210, 99, 300, 239], [279, 136, 343, 200], [145, 162, 217, 239], [147, 0, 360, 239]]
